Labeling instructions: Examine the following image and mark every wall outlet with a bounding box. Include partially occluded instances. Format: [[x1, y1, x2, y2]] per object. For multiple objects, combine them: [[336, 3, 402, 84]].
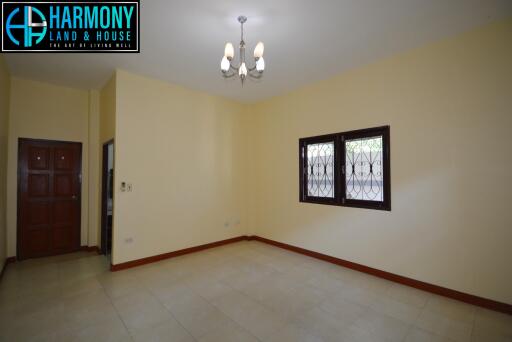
[[124, 237, 134, 244], [224, 221, 230, 228]]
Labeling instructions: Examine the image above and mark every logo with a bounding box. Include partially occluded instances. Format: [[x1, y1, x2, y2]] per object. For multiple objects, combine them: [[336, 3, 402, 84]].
[[1, 1, 139, 52], [5, 5, 47, 47]]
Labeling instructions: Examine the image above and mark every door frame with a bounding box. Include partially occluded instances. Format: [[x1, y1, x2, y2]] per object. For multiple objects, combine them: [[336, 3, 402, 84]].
[[17, 137, 83, 260], [100, 139, 114, 255]]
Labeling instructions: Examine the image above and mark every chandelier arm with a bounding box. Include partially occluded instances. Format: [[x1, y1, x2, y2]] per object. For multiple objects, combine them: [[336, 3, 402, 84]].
[[222, 70, 237, 78], [248, 70, 263, 79], [229, 62, 239, 71]]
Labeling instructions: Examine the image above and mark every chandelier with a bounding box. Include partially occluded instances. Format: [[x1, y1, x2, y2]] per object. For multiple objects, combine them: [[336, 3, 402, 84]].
[[220, 16, 265, 85]]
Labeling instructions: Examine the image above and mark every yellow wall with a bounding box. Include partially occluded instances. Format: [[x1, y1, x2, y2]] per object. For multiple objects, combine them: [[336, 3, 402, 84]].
[[112, 70, 249, 264], [88, 90, 100, 247], [249, 19, 512, 304], [6, 78, 91, 256], [100, 75, 116, 144], [0, 55, 10, 266]]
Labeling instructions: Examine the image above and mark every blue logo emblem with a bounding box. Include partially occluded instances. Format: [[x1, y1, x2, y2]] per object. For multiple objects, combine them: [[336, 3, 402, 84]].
[[6, 5, 47, 47]]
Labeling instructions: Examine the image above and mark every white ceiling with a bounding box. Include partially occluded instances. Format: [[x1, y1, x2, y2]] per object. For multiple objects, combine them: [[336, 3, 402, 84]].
[[4, 0, 512, 102]]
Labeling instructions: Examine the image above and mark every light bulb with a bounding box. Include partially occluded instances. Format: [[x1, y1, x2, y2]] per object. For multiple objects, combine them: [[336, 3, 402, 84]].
[[221, 56, 230, 72], [239, 62, 247, 77], [224, 43, 234, 59], [254, 41, 264, 59], [256, 57, 265, 72]]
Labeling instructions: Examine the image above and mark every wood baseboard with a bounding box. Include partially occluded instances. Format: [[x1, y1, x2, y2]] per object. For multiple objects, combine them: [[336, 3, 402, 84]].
[[249, 235, 512, 315], [110, 236, 248, 271], [80, 246, 101, 254], [1, 257, 16, 280]]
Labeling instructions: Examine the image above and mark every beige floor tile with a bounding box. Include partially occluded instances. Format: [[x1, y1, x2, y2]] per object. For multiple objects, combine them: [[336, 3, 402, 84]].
[[340, 324, 390, 342], [405, 327, 457, 342], [59, 275, 103, 299], [57, 316, 132, 342], [183, 273, 234, 301], [152, 280, 197, 310], [112, 290, 173, 332], [130, 318, 194, 342], [198, 319, 259, 342], [0, 288, 61, 322], [59, 297, 120, 332], [414, 309, 473, 342], [259, 286, 322, 319], [166, 291, 234, 339], [60, 287, 110, 309], [424, 296, 476, 324], [292, 307, 350, 342], [473, 308, 512, 335], [471, 326, 512, 342], [265, 322, 324, 342], [240, 272, 325, 320], [221, 265, 279, 291], [387, 283, 432, 308], [370, 296, 423, 323], [354, 308, 411, 341], [97, 271, 143, 299], [193, 263, 240, 282], [304, 271, 346, 295], [352, 272, 394, 295], [0, 268, 61, 298], [0, 303, 62, 341], [283, 265, 320, 284], [319, 295, 368, 325], [336, 283, 385, 307], [212, 290, 288, 340], [262, 254, 303, 273], [130, 266, 182, 292], [237, 276, 285, 303]]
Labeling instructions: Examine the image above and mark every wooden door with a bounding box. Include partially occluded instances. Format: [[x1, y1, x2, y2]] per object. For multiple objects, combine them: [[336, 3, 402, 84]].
[[18, 139, 82, 260]]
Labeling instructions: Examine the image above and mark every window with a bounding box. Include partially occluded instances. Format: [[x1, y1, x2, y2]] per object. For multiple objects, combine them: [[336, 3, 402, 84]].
[[299, 126, 390, 210]]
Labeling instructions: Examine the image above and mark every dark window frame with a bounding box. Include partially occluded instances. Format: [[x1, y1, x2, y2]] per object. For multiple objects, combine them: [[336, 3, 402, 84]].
[[299, 133, 339, 205], [299, 126, 391, 211]]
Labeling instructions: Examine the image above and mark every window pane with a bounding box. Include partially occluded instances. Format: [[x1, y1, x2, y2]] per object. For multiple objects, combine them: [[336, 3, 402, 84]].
[[345, 136, 383, 201], [307, 142, 334, 198]]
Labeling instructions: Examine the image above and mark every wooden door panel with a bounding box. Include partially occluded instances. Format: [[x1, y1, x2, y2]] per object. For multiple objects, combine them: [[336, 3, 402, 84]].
[[25, 228, 51, 255], [53, 201, 73, 225], [28, 174, 50, 197], [18, 139, 82, 260], [54, 174, 74, 196], [28, 202, 51, 225], [54, 148, 74, 170], [53, 226, 73, 250], [28, 147, 49, 170]]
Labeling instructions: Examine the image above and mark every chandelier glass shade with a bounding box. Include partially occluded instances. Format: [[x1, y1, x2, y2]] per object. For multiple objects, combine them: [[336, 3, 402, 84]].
[[221, 16, 264, 85]]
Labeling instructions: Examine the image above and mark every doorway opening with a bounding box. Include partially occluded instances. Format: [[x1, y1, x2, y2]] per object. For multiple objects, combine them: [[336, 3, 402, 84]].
[[101, 140, 114, 256]]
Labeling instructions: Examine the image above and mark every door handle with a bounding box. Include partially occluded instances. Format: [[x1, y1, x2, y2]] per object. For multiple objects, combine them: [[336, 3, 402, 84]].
[[72, 195, 77, 199]]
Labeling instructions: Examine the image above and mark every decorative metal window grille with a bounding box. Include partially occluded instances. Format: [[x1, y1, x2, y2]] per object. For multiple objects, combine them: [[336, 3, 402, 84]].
[[299, 126, 390, 210], [307, 142, 335, 198], [345, 136, 383, 201]]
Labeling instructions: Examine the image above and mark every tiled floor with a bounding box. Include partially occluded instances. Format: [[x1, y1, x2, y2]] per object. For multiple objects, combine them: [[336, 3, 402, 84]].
[[0, 241, 511, 342]]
